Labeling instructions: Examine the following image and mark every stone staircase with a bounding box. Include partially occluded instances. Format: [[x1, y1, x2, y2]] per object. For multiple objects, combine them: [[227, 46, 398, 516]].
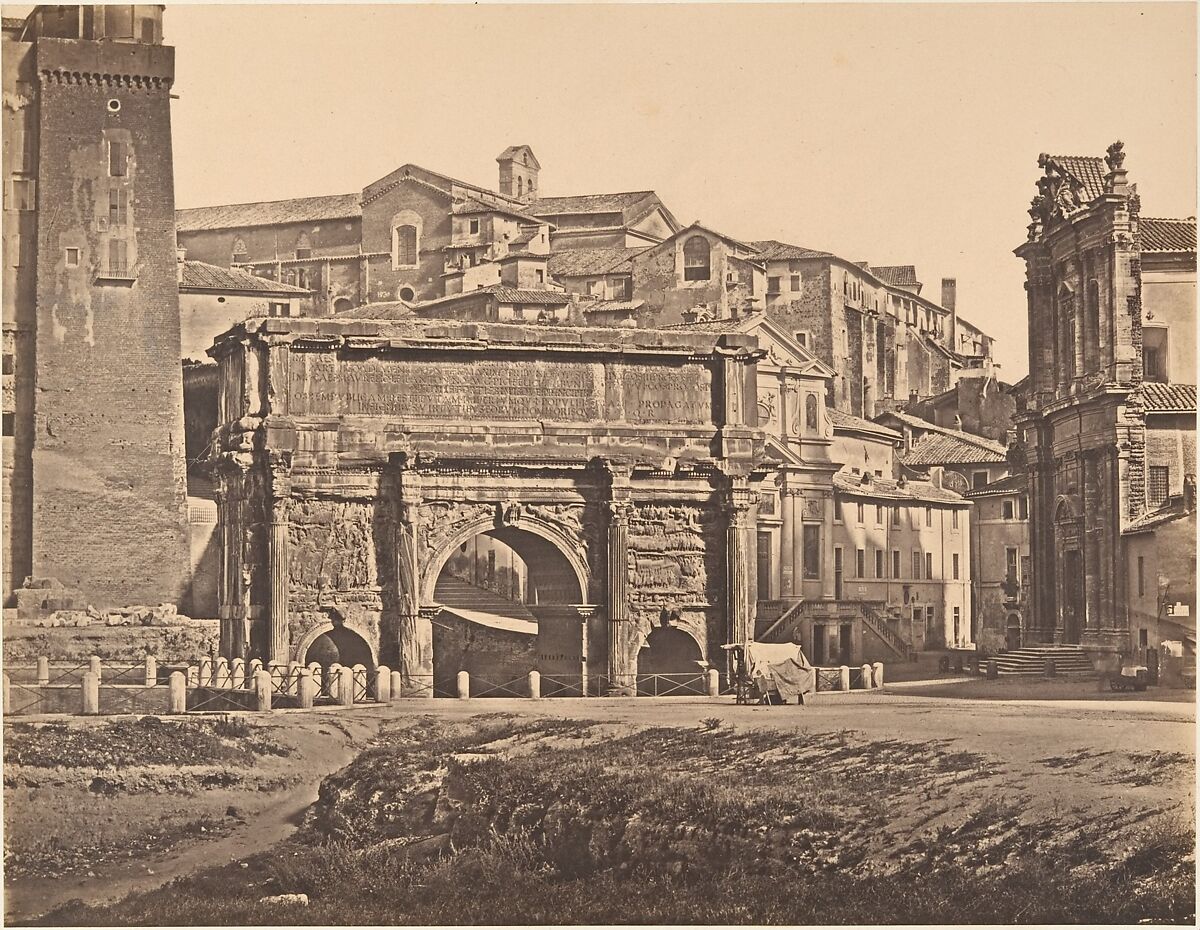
[[433, 577, 537, 623], [990, 644, 1096, 676]]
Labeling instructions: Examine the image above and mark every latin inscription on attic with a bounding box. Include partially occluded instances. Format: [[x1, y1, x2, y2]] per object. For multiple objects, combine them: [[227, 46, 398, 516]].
[[287, 355, 712, 425]]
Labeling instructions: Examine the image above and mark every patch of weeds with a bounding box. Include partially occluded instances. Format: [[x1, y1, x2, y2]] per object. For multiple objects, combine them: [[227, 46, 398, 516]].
[[699, 716, 723, 731]]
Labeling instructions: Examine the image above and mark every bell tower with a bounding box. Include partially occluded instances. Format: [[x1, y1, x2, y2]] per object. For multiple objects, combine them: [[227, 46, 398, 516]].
[[497, 145, 540, 203]]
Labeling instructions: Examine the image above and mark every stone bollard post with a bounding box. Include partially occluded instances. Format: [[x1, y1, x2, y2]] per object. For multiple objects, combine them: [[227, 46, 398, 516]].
[[328, 663, 343, 700], [255, 670, 272, 712], [248, 658, 264, 685], [287, 661, 301, 696], [838, 665, 851, 692], [1043, 657, 1056, 677], [337, 667, 355, 706], [89, 655, 102, 681], [390, 670, 404, 701], [861, 664, 873, 690], [186, 665, 199, 687], [81, 670, 100, 715], [144, 655, 158, 687], [215, 657, 230, 689], [872, 662, 885, 688], [352, 664, 367, 701], [199, 657, 213, 688], [2, 672, 10, 715], [969, 654, 980, 676], [37, 656, 50, 686], [297, 668, 315, 709], [168, 671, 187, 714], [528, 670, 541, 700], [456, 670, 470, 700], [706, 668, 720, 697], [231, 658, 246, 690], [986, 659, 999, 680], [375, 665, 392, 704], [308, 663, 323, 696]]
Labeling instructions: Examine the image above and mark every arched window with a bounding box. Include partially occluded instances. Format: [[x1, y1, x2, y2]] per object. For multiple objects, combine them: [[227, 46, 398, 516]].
[[682, 236, 711, 281], [804, 393, 820, 432], [393, 224, 418, 267], [332, 297, 353, 315], [517, 176, 524, 197], [1085, 279, 1101, 372], [232, 236, 248, 263]]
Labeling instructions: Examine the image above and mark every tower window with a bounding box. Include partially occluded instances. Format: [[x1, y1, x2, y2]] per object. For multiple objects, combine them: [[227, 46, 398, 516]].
[[109, 188, 128, 226], [10, 179, 36, 211], [108, 140, 127, 177], [469, 219, 480, 235], [107, 239, 128, 276], [682, 236, 711, 281], [65, 248, 80, 267]]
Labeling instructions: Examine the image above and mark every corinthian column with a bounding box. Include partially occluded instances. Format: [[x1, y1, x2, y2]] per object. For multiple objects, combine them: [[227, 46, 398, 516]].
[[606, 499, 636, 695], [396, 494, 433, 696], [725, 485, 755, 648], [267, 457, 291, 663]]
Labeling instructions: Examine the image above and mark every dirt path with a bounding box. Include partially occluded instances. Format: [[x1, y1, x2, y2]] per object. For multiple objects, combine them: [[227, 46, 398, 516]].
[[3, 710, 382, 925]]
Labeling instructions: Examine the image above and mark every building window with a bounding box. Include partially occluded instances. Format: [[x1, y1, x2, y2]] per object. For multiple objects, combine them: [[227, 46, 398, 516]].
[[399, 286, 415, 302], [951, 508, 959, 530], [1018, 496, 1029, 520], [2, 352, 12, 375], [972, 470, 988, 489], [65, 247, 80, 267], [790, 273, 801, 291], [586, 279, 602, 296], [1006, 547, 1019, 587], [767, 276, 781, 295], [2, 412, 13, 437], [1003, 499, 1015, 520], [925, 506, 932, 527], [267, 302, 289, 318], [912, 551, 922, 580], [875, 549, 884, 579], [1148, 466, 1170, 507], [892, 549, 901, 579], [1143, 327, 1168, 382], [802, 524, 820, 579], [892, 506, 900, 528], [682, 236, 711, 281], [109, 187, 128, 226], [469, 218, 480, 235], [108, 140, 127, 177], [8, 178, 34, 212], [1137, 556, 1145, 598], [952, 553, 960, 580], [856, 548, 865, 578], [393, 224, 419, 267], [232, 237, 248, 262], [857, 502, 865, 524], [512, 304, 524, 320], [926, 551, 934, 579], [875, 505, 884, 526], [795, 331, 809, 348], [953, 606, 961, 643], [610, 277, 630, 300], [107, 238, 128, 276], [536, 270, 545, 284]]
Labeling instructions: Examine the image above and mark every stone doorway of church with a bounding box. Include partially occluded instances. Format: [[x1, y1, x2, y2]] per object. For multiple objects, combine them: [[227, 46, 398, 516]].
[[431, 526, 584, 697], [1062, 548, 1084, 644]]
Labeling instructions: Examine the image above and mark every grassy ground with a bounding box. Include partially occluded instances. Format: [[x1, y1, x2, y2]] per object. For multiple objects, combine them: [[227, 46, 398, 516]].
[[26, 712, 1195, 926]]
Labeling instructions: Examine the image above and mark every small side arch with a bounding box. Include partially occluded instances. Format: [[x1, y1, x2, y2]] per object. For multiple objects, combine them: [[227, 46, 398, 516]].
[[294, 618, 378, 668]]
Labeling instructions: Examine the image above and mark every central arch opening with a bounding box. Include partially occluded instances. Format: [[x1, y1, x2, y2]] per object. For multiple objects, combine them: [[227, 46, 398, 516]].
[[432, 526, 585, 696]]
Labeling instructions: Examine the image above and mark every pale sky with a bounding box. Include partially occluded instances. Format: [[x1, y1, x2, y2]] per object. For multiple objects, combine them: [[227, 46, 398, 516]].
[[104, 4, 1200, 375]]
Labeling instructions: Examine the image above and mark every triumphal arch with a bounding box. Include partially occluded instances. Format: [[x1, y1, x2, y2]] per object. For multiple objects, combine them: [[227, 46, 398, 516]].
[[207, 317, 767, 695]]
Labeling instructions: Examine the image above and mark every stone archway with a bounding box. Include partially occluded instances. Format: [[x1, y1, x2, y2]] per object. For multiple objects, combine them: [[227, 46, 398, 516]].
[[637, 620, 706, 695]]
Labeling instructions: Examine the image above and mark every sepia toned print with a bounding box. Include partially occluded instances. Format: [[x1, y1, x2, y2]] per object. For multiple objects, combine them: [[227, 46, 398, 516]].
[[1, 2, 1195, 925]]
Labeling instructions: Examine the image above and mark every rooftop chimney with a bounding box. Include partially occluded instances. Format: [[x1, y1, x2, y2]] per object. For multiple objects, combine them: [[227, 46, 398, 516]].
[[941, 278, 956, 313]]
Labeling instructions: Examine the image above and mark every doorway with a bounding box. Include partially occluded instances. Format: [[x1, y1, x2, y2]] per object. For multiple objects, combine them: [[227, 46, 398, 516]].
[[1062, 548, 1083, 644]]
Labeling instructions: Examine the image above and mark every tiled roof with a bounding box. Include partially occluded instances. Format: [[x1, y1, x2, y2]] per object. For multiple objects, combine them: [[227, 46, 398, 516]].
[[833, 471, 966, 505], [547, 247, 646, 277], [179, 260, 310, 295], [176, 193, 360, 231], [452, 197, 547, 225], [828, 408, 903, 440], [872, 265, 919, 287], [883, 410, 1009, 465], [1124, 496, 1195, 535], [1047, 155, 1108, 203], [1140, 217, 1196, 254], [1141, 383, 1196, 413], [530, 191, 656, 217], [497, 145, 540, 169], [748, 239, 832, 261], [965, 472, 1027, 498], [489, 286, 570, 305]]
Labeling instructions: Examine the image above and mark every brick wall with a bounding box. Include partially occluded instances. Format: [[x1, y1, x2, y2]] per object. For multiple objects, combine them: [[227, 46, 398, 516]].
[[31, 40, 189, 608]]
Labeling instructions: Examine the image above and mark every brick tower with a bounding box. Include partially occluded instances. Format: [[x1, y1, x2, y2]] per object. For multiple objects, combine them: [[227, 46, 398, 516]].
[[2, 6, 188, 608]]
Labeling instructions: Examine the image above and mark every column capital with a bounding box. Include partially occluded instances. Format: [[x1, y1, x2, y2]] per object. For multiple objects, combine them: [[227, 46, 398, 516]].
[[606, 499, 635, 524]]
